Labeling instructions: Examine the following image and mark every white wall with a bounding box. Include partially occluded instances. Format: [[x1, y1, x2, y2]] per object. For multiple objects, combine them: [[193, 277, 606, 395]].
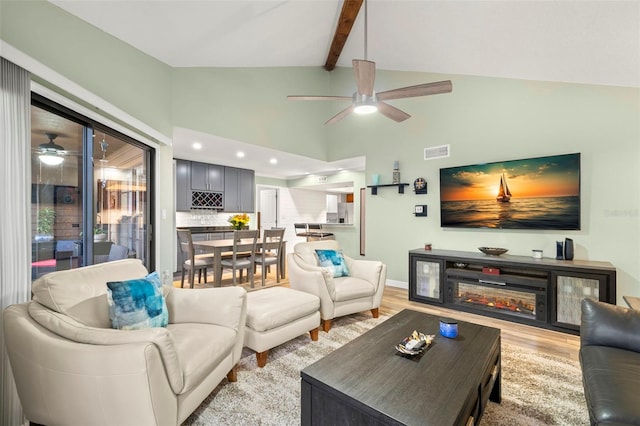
[[255, 185, 326, 255]]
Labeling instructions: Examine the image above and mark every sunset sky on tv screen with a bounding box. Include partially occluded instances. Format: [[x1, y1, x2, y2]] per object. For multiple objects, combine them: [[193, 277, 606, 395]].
[[440, 153, 580, 202]]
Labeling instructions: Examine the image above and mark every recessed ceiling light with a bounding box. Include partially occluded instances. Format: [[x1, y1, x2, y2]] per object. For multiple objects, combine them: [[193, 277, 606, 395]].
[[192, 142, 202, 150], [236, 151, 245, 158], [270, 158, 278, 165]]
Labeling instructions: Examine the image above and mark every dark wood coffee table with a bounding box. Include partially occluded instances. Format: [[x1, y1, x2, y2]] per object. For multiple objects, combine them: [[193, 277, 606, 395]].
[[301, 309, 501, 425]]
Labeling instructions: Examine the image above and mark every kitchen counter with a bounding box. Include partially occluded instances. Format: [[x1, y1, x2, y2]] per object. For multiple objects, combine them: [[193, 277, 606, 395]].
[[309, 223, 354, 227], [177, 226, 237, 234]]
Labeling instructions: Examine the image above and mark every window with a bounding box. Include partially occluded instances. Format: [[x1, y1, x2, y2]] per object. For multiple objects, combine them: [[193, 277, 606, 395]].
[[31, 95, 154, 280]]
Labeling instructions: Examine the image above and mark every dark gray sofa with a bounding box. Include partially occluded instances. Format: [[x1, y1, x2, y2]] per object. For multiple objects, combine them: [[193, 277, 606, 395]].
[[580, 298, 640, 425]]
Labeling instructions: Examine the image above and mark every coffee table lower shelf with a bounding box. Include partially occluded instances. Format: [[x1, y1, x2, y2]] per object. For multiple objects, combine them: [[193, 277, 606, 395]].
[[301, 309, 501, 426]]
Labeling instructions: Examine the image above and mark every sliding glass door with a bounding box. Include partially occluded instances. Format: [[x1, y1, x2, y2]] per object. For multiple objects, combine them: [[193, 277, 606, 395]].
[[93, 128, 151, 266], [30, 96, 154, 280]]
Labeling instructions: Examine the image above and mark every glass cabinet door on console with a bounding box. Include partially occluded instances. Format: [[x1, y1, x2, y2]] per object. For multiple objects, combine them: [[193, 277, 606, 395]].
[[551, 271, 612, 331], [409, 256, 444, 303]]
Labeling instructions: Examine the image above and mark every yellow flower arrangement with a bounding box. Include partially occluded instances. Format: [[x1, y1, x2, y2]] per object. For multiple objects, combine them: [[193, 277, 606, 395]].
[[228, 213, 250, 230]]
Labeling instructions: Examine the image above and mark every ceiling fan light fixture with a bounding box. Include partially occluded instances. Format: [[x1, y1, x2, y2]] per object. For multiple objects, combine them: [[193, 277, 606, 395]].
[[39, 153, 64, 166], [354, 104, 377, 114], [352, 93, 378, 115]]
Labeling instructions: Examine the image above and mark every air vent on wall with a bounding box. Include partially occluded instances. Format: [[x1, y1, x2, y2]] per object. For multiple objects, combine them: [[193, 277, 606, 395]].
[[424, 144, 450, 160]]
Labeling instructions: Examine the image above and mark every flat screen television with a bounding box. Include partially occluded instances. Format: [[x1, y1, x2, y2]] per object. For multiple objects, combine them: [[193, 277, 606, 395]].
[[440, 153, 581, 230]]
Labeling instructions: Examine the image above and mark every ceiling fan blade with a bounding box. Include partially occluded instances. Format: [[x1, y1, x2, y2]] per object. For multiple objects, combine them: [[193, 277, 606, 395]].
[[287, 95, 351, 101], [353, 59, 376, 96], [377, 102, 411, 122], [377, 80, 453, 101], [325, 105, 355, 125]]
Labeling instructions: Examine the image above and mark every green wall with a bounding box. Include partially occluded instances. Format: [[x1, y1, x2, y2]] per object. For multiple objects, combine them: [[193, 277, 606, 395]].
[[171, 67, 331, 159], [1, 0, 173, 137], [0, 0, 177, 277], [2, 0, 638, 302], [324, 70, 640, 299]]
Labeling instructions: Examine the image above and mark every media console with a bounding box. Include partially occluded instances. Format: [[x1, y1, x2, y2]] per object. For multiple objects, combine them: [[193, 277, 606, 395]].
[[409, 249, 616, 334]]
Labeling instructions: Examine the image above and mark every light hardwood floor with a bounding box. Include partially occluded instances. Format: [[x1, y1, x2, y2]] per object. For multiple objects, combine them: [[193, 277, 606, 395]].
[[174, 270, 581, 362], [380, 285, 580, 362]]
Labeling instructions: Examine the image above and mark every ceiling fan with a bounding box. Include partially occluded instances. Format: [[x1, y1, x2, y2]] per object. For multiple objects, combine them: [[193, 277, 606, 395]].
[[34, 132, 83, 165], [36, 132, 68, 165], [287, 0, 453, 125]]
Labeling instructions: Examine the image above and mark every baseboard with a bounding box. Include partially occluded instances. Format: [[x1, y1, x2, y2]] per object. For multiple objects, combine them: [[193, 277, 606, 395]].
[[385, 279, 408, 290]]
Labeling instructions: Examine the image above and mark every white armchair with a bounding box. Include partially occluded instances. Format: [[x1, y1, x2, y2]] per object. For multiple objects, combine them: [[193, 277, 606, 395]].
[[3, 259, 247, 426], [287, 240, 386, 332]]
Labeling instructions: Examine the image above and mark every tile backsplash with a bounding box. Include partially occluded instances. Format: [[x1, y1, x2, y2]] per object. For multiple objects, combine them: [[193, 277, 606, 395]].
[[176, 210, 256, 227]]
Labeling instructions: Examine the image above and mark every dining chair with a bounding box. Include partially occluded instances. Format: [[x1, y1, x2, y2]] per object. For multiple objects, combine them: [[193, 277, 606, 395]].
[[220, 229, 259, 286], [254, 228, 285, 287], [177, 228, 214, 288]]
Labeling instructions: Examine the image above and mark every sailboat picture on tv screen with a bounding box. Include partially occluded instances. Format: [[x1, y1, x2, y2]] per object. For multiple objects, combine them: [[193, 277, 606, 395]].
[[440, 153, 581, 230]]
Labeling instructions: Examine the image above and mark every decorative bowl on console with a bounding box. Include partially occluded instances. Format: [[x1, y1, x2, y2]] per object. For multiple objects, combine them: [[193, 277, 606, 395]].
[[478, 247, 508, 256]]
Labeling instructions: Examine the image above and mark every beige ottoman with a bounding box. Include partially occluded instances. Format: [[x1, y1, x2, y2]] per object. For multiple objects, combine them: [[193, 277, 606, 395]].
[[245, 287, 320, 367]]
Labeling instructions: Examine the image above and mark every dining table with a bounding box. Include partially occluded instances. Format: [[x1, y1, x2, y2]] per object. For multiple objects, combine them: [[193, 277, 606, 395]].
[[192, 238, 286, 286]]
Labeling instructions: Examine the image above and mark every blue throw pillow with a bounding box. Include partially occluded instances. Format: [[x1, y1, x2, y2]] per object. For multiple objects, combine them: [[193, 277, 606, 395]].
[[106, 271, 168, 330], [315, 249, 350, 278]]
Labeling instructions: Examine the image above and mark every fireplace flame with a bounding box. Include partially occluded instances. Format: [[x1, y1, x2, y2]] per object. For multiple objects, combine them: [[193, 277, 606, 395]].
[[462, 292, 535, 316]]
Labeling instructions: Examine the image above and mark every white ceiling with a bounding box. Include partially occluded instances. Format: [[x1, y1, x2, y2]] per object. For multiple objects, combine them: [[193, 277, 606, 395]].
[[172, 127, 365, 179], [49, 0, 640, 178]]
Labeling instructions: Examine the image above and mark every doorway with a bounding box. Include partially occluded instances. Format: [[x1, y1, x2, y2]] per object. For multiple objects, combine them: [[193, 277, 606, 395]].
[[259, 188, 279, 229]]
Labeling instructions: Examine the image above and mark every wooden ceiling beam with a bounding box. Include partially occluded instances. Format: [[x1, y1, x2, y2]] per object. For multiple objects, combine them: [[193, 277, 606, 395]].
[[324, 0, 363, 71]]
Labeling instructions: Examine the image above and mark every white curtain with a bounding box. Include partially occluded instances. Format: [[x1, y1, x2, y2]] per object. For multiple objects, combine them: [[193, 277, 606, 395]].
[[1, 57, 31, 426]]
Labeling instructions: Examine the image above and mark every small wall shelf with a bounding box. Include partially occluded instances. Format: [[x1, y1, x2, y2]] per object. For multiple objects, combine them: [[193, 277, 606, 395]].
[[367, 183, 410, 195]]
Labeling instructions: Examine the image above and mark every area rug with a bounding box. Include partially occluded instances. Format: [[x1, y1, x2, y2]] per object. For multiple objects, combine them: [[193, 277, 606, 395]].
[[183, 313, 589, 425]]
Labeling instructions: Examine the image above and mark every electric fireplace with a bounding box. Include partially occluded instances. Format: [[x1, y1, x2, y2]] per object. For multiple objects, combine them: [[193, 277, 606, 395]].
[[448, 280, 545, 323], [409, 248, 617, 334]]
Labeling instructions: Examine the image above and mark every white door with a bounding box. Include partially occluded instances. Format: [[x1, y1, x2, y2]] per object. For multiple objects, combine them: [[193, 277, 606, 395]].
[[259, 189, 279, 229]]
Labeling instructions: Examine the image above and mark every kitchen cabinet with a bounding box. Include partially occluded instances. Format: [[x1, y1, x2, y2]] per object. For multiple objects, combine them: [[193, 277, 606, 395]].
[[191, 162, 224, 191], [224, 166, 255, 212], [174, 160, 254, 211], [175, 159, 191, 211]]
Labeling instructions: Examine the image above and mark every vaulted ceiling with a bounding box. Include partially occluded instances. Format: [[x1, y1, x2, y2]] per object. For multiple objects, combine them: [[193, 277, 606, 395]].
[[49, 0, 639, 87], [45, 0, 640, 178]]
